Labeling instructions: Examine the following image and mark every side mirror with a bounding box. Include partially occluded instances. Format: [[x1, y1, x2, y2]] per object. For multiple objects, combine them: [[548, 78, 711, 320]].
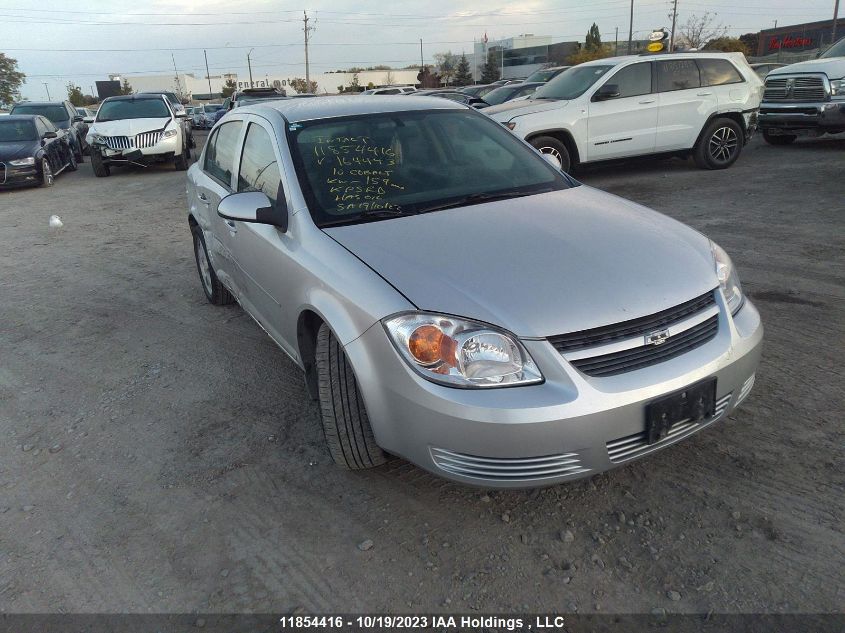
[[42, 131, 58, 139], [217, 190, 289, 232], [73, 115, 84, 122], [593, 84, 620, 101], [83, 117, 94, 123]]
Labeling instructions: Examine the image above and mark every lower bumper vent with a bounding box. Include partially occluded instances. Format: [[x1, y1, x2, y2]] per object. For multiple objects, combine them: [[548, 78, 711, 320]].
[[430, 448, 589, 482], [606, 392, 732, 463]]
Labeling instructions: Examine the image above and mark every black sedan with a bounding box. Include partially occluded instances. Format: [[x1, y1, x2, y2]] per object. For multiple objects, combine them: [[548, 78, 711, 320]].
[[0, 115, 77, 188], [409, 89, 489, 108], [9, 100, 88, 161]]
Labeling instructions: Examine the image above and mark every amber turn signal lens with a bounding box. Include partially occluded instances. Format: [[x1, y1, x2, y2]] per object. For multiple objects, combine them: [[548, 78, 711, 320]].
[[408, 325, 458, 367]]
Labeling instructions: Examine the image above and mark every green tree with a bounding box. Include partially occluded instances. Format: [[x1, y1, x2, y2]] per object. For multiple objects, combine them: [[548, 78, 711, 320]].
[[585, 23, 602, 50], [0, 52, 26, 108], [290, 77, 318, 94], [453, 54, 473, 86], [416, 65, 442, 88], [567, 42, 613, 65], [433, 51, 458, 85], [338, 72, 362, 93], [221, 78, 236, 98], [738, 33, 759, 54], [66, 82, 85, 107], [119, 78, 133, 95], [479, 50, 501, 83], [704, 37, 750, 55]]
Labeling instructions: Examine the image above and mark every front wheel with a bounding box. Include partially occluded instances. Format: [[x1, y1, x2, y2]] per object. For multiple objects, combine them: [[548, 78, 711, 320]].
[[315, 324, 387, 470], [174, 145, 189, 171], [529, 135, 572, 173], [694, 118, 743, 169], [762, 130, 797, 145], [40, 158, 54, 187], [66, 145, 78, 171], [191, 225, 234, 305], [91, 151, 110, 177], [73, 135, 84, 163]]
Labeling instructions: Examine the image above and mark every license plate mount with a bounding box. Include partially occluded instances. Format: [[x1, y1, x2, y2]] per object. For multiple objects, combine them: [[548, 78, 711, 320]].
[[645, 378, 716, 445]]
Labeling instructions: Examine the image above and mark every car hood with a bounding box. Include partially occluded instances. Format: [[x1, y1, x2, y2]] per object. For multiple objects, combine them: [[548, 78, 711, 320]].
[[768, 57, 845, 77], [89, 118, 171, 136], [324, 187, 718, 338], [484, 98, 569, 121], [0, 140, 39, 162]]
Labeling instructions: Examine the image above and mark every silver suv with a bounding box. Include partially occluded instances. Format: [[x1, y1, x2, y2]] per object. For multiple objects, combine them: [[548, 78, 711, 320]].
[[186, 96, 762, 487]]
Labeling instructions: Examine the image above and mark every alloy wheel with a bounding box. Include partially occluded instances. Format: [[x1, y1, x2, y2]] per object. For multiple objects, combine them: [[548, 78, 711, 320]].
[[42, 160, 53, 186], [538, 146, 563, 169], [709, 126, 738, 163], [195, 237, 212, 294]]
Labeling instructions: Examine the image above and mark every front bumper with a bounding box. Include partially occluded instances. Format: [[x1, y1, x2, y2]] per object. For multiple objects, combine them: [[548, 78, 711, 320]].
[[345, 293, 763, 488], [92, 135, 180, 165], [759, 101, 845, 133], [0, 163, 40, 188]]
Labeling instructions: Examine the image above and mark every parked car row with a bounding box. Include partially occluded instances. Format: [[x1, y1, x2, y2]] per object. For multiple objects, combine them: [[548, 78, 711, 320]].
[[0, 115, 78, 187]]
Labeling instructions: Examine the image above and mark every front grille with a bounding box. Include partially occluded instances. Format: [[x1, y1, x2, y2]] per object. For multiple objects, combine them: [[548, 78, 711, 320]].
[[102, 135, 132, 150], [549, 291, 716, 353], [760, 107, 818, 116], [570, 314, 718, 377], [764, 75, 827, 102], [0, 162, 6, 184], [430, 448, 590, 481], [135, 130, 162, 148], [606, 393, 732, 463]]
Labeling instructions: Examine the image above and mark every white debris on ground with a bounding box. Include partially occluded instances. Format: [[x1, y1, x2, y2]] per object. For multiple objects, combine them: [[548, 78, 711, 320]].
[[49, 215, 63, 228]]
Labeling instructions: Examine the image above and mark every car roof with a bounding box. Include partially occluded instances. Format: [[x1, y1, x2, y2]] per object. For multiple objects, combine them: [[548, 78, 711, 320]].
[[102, 94, 166, 101], [239, 94, 464, 123], [1, 114, 40, 121], [12, 101, 64, 107]]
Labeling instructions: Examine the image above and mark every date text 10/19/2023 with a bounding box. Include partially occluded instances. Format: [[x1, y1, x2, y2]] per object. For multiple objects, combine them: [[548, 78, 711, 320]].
[[278, 615, 568, 630]]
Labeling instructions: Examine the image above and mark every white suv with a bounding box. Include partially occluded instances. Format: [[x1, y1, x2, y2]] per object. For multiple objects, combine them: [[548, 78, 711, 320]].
[[86, 94, 191, 177], [486, 53, 763, 172]]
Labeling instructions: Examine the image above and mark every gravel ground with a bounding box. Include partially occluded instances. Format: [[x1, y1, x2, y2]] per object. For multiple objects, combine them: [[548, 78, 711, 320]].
[[0, 132, 843, 615]]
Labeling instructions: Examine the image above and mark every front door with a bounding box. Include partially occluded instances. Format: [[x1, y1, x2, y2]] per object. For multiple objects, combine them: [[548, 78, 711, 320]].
[[586, 62, 657, 161]]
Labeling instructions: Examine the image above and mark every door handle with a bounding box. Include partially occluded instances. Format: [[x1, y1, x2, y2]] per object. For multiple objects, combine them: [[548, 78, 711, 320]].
[[224, 219, 237, 232], [197, 192, 209, 204], [638, 99, 656, 104], [697, 92, 713, 96]]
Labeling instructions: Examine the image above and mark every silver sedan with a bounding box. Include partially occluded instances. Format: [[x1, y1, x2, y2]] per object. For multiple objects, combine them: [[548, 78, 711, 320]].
[[186, 96, 762, 488]]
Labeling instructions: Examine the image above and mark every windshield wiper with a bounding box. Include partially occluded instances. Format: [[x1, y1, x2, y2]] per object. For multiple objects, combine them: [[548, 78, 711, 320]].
[[318, 207, 419, 228], [414, 188, 554, 214]]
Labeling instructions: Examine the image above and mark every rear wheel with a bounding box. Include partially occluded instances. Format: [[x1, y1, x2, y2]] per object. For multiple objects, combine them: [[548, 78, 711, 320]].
[[40, 158, 54, 187], [73, 135, 84, 163], [174, 144, 189, 171], [66, 145, 78, 171], [762, 130, 797, 145], [91, 151, 110, 177], [529, 135, 572, 173], [315, 324, 387, 470], [694, 118, 743, 169], [192, 225, 234, 305]]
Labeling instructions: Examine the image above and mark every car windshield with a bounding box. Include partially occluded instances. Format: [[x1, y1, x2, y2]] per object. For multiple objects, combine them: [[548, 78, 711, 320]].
[[10, 104, 68, 123], [820, 37, 845, 58], [525, 68, 559, 83], [203, 105, 223, 113], [483, 85, 522, 105], [532, 65, 614, 100], [0, 120, 37, 141], [288, 109, 571, 227], [97, 98, 170, 121]]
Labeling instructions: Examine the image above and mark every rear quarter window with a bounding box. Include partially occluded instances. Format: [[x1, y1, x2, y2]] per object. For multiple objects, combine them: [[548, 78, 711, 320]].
[[698, 59, 744, 86]]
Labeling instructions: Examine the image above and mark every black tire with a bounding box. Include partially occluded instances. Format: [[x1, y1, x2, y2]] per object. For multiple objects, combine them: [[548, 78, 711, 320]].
[[73, 135, 84, 163], [529, 135, 572, 173], [315, 324, 387, 470], [174, 144, 189, 171], [91, 151, 110, 177], [762, 130, 797, 145], [66, 145, 78, 172], [40, 158, 54, 187], [191, 225, 234, 305], [694, 118, 744, 169]]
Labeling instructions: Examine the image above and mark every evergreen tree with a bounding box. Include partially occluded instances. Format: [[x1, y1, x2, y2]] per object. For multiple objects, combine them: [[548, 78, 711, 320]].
[[453, 54, 473, 86], [119, 78, 133, 95], [480, 50, 501, 84], [585, 23, 602, 50], [66, 83, 85, 107]]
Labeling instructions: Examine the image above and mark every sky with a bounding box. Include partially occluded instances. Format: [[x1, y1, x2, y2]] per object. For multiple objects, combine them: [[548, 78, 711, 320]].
[[2, 0, 841, 100]]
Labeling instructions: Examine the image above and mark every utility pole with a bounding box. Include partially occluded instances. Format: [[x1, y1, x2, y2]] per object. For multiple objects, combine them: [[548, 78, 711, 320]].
[[303, 11, 315, 93], [171, 53, 182, 100], [204, 49, 212, 98], [627, 0, 634, 54], [247, 48, 254, 88], [669, 0, 679, 52], [420, 38, 424, 68], [615, 26, 619, 55], [833, 0, 841, 44], [43, 82, 51, 100]]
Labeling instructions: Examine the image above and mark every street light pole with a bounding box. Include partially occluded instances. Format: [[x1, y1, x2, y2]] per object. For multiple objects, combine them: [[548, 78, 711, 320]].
[[247, 48, 255, 88], [204, 49, 213, 98], [833, 0, 841, 44], [43, 82, 51, 100], [669, 0, 679, 52]]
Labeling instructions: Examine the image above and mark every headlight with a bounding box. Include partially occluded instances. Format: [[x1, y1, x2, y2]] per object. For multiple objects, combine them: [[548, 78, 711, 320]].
[[830, 78, 845, 98], [9, 157, 35, 166], [383, 312, 543, 388], [88, 133, 104, 144], [710, 241, 744, 315], [162, 129, 177, 139]]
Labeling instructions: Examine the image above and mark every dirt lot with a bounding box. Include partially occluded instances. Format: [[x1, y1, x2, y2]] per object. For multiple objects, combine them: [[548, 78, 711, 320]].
[[1, 132, 843, 616]]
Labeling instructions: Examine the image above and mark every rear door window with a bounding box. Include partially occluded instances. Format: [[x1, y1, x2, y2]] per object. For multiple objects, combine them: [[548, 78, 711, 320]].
[[657, 59, 701, 92], [697, 59, 744, 86], [203, 120, 243, 187]]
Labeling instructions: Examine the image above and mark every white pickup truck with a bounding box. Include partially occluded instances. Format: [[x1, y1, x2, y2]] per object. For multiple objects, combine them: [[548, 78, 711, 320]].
[[759, 37, 845, 144]]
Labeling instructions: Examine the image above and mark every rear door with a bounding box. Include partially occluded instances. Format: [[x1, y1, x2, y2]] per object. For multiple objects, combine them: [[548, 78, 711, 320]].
[[586, 61, 657, 161], [655, 59, 717, 151], [226, 116, 298, 355], [192, 119, 245, 296], [697, 57, 748, 107]]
